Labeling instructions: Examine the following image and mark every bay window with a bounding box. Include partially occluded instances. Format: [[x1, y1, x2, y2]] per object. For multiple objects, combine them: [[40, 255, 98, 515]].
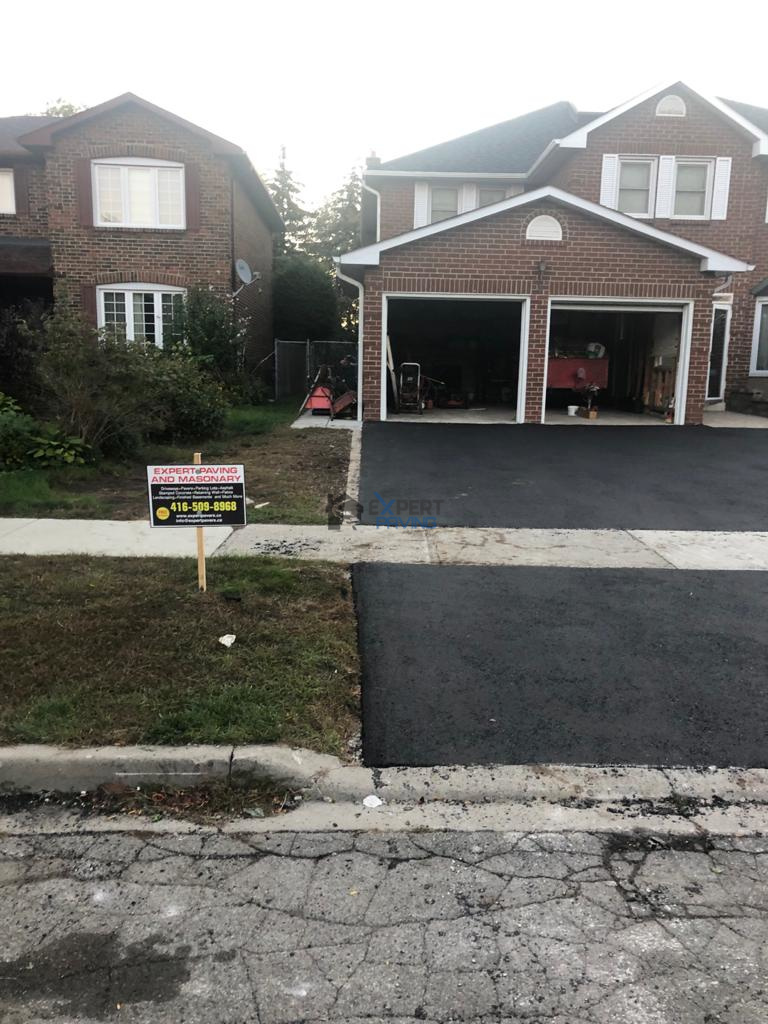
[[92, 159, 185, 229], [98, 285, 185, 348]]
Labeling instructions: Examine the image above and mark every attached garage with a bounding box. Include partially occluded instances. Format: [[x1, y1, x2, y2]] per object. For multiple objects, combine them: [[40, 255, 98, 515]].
[[383, 296, 527, 421], [544, 302, 691, 425]]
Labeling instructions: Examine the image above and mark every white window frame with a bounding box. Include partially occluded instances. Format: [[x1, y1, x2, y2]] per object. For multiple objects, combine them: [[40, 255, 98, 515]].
[[655, 94, 687, 118], [97, 283, 186, 349], [670, 158, 715, 220], [615, 157, 657, 219], [428, 185, 459, 224], [750, 297, 768, 376], [0, 168, 15, 215], [91, 158, 186, 230], [478, 187, 507, 208]]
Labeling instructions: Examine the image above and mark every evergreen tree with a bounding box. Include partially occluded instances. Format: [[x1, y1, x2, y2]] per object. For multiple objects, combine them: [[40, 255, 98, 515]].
[[266, 147, 311, 254], [308, 170, 362, 267]]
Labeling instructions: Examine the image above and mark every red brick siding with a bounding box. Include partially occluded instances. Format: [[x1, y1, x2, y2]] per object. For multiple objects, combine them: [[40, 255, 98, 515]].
[[362, 204, 716, 423], [231, 175, 274, 368], [548, 86, 768, 394], [44, 106, 233, 309], [0, 161, 48, 239], [378, 180, 414, 239]]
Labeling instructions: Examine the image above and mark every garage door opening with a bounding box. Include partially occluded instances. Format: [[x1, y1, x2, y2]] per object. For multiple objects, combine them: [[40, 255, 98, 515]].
[[384, 297, 525, 422], [545, 306, 684, 425]]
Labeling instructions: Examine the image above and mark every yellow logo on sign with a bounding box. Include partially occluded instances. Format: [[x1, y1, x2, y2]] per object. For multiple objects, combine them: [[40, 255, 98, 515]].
[[156, 506, 170, 521]]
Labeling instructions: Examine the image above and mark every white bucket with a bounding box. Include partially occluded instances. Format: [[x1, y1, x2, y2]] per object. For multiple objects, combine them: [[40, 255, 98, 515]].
[[567, 405, 579, 417]]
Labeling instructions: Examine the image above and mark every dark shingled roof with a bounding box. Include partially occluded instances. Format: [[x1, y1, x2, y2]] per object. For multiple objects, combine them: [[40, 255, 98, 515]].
[[377, 103, 603, 173], [721, 98, 768, 135], [0, 115, 58, 157]]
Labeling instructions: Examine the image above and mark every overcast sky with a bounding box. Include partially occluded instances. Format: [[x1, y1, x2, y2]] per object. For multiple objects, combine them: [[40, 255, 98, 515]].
[[2, 1, 766, 207]]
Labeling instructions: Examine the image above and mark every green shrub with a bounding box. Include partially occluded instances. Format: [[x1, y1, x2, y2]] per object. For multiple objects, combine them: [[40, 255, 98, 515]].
[[0, 393, 87, 470], [0, 406, 39, 470], [148, 354, 228, 443], [26, 431, 89, 467]]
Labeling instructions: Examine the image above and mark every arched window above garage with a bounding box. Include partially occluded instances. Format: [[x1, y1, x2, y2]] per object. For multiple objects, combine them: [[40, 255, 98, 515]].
[[656, 94, 687, 117], [525, 214, 563, 241]]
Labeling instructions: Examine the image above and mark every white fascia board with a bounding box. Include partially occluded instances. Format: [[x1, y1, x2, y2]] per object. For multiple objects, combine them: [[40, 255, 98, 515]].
[[336, 186, 753, 274], [559, 80, 768, 155], [363, 169, 527, 179]]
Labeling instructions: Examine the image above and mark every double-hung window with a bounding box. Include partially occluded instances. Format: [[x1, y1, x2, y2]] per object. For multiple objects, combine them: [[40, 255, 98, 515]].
[[751, 299, 768, 375], [617, 159, 655, 217], [98, 284, 185, 348], [92, 159, 185, 229], [672, 160, 712, 218], [429, 187, 459, 223], [0, 169, 15, 215], [478, 187, 506, 208]]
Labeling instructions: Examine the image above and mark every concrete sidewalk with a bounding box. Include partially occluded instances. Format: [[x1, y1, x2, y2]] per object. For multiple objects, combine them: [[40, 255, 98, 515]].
[[2, 517, 768, 569]]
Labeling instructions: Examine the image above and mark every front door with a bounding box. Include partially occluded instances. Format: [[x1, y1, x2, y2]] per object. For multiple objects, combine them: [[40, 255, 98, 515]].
[[707, 305, 731, 401]]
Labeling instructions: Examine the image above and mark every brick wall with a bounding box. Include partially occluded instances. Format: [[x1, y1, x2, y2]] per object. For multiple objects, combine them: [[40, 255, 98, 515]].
[[0, 161, 48, 238], [378, 180, 415, 239], [44, 106, 234, 309], [361, 203, 716, 423], [232, 175, 274, 369], [547, 86, 768, 395]]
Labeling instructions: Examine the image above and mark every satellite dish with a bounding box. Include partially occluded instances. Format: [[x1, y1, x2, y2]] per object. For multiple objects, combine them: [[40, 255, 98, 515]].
[[235, 259, 253, 286]]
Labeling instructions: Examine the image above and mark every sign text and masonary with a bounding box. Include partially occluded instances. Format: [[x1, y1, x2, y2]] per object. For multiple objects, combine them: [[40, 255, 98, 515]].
[[147, 465, 246, 527]]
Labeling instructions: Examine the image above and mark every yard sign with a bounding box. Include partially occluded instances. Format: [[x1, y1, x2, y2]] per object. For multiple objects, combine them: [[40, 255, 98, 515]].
[[146, 455, 246, 591]]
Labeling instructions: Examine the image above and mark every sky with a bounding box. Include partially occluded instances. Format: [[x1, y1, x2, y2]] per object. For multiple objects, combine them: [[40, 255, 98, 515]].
[[2, 1, 766, 208]]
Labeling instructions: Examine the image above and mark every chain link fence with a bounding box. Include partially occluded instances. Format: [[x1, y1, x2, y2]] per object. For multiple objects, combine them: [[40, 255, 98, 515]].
[[274, 339, 357, 399]]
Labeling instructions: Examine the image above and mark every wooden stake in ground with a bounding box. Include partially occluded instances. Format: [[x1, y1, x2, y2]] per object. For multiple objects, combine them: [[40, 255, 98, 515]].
[[193, 451, 207, 592]]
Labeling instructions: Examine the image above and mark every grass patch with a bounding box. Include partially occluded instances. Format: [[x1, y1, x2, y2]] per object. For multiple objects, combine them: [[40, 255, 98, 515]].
[[0, 555, 359, 752], [0, 400, 351, 524]]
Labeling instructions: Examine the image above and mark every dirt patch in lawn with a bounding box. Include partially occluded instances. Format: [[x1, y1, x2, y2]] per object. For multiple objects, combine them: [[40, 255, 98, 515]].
[[0, 402, 351, 525], [0, 555, 359, 752]]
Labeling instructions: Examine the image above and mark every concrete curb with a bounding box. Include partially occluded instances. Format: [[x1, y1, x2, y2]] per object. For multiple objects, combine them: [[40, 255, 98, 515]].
[[2, 745, 768, 810]]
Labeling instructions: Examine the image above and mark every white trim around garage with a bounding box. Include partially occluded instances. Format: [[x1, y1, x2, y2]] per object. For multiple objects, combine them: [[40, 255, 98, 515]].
[[541, 296, 695, 426], [380, 292, 531, 424]]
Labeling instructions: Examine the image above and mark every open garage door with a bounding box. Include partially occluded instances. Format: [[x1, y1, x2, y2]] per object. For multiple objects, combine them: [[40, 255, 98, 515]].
[[545, 304, 689, 425], [384, 297, 527, 422]]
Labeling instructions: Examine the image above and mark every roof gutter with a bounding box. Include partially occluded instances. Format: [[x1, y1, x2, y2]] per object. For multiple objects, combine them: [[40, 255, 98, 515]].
[[361, 181, 382, 242]]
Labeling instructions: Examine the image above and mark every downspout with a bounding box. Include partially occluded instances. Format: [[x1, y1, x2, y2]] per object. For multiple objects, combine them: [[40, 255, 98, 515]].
[[362, 181, 382, 242], [334, 260, 365, 423]]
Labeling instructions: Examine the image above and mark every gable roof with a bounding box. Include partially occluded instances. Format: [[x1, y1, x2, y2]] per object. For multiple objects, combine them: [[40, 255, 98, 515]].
[[373, 103, 602, 175], [0, 116, 58, 158], [336, 186, 753, 275], [721, 98, 768, 135], [557, 81, 768, 157], [13, 92, 282, 231]]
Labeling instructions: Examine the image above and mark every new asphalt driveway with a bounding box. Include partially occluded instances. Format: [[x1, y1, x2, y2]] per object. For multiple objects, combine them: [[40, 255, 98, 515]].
[[355, 564, 768, 767], [359, 423, 768, 530]]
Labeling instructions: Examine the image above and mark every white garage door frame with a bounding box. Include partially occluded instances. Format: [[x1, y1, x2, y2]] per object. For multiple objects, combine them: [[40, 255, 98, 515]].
[[542, 297, 695, 426], [380, 292, 531, 423]]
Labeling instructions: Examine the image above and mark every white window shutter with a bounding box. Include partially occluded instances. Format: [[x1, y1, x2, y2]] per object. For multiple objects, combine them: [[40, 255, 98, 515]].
[[413, 182, 429, 227], [655, 156, 675, 218], [460, 182, 477, 213], [599, 154, 619, 208], [711, 158, 731, 220]]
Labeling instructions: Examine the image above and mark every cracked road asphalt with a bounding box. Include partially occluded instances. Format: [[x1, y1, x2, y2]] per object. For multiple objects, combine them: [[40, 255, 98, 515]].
[[2, 827, 767, 1023]]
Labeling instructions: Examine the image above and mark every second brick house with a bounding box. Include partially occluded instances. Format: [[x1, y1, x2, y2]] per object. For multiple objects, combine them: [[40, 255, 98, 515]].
[[0, 93, 281, 366], [337, 81, 768, 425]]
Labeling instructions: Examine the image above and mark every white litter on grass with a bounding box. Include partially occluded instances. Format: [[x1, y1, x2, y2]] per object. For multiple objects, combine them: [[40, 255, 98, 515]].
[[363, 794, 383, 809], [218, 634, 237, 648], [253, 501, 270, 509]]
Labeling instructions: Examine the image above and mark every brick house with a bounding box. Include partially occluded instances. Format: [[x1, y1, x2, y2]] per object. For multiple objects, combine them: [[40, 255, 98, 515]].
[[336, 81, 768, 425], [0, 93, 281, 366]]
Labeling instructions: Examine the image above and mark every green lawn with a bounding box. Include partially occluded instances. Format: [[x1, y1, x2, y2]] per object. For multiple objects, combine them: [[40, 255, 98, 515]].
[[0, 555, 359, 752], [0, 400, 351, 525]]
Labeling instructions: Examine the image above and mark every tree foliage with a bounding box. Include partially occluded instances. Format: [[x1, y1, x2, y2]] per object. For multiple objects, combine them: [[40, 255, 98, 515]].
[[273, 254, 338, 340], [39, 99, 84, 117], [267, 147, 312, 255]]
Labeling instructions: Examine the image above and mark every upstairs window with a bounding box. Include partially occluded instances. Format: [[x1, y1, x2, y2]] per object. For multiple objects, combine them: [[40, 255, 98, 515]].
[[478, 188, 506, 207], [98, 284, 185, 348], [0, 169, 15, 214], [673, 161, 712, 218], [429, 187, 459, 223], [617, 159, 655, 217], [92, 159, 185, 229]]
